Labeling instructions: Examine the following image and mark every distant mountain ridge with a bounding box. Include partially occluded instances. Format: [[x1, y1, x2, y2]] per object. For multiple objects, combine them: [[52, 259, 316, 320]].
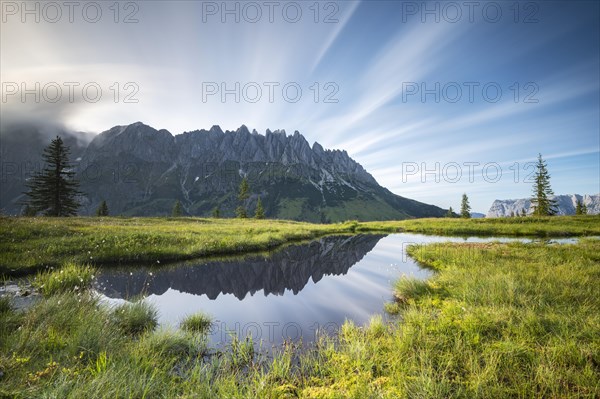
[[487, 194, 600, 217], [1, 122, 447, 221], [83, 122, 377, 185]]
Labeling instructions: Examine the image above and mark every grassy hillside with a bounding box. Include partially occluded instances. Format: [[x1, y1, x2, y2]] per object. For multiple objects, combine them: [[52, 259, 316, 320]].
[[73, 154, 447, 221]]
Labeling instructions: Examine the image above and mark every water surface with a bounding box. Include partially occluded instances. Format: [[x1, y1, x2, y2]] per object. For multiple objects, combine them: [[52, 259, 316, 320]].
[[95, 233, 584, 347]]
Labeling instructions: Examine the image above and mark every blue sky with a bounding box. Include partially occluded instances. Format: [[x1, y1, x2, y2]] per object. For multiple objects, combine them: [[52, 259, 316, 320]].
[[1, 0, 598, 212]]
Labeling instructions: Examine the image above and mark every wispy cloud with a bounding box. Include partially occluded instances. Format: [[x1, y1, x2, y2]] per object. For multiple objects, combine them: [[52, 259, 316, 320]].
[[1, 1, 597, 210], [310, 1, 361, 73]]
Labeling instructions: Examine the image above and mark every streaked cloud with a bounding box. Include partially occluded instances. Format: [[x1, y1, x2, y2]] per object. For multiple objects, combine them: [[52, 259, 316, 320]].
[[1, 1, 597, 211]]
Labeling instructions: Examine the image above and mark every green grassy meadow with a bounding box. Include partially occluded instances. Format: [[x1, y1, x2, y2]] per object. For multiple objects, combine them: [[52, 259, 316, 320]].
[[360, 214, 600, 237], [0, 217, 355, 275], [1, 215, 599, 275], [1, 216, 599, 397]]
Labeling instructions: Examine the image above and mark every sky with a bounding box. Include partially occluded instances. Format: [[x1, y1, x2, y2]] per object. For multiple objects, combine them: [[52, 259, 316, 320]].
[[1, 0, 599, 212]]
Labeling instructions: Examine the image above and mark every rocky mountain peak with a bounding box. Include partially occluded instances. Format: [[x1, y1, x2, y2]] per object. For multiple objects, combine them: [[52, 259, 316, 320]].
[[487, 194, 600, 217], [83, 122, 174, 164], [81, 122, 377, 185], [236, 125, 251, 135], [209, 125, 223, 134], [2, 122, 447, 219]]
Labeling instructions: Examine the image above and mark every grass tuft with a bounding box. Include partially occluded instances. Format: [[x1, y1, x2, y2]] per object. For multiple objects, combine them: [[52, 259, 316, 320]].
[[32, 262, 94, 296], [111, 301, 158, 336], [136, 329, 206, 359], [393, 276, 431, 304], [383, 301, 401, 315], [228, 334, 255, 370], [180, 312, 213, 334], [0, 296, 12, 313]]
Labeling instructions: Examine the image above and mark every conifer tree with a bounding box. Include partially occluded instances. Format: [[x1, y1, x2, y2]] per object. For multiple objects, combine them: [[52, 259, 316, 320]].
[[24, 136, 81, 216], [236, 177, 250, 218], [235, 206, 247, 218], [212, 206, 221, 218], [446, 207, 454, 218], [22, 204, 37, 217], [238, 178, 249, 202], [96, 200, 109, 216], [521, 208, 527, 217], [255, 197, 265, 219], [575, 199, 583, 215], [172, 200, 183, 217], [582, 202, 588, 215], [460, 194, 471, 218], [530, 154, 557, 216]]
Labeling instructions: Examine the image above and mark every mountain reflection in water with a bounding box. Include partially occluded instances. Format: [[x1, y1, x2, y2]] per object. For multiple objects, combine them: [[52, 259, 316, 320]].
[[95, 234, 386, 300], [94, 233, 582, 347]]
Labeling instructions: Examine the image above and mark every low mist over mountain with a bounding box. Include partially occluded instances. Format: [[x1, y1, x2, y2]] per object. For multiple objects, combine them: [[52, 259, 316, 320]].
[[1, 122, 447, 221], [487, 194, 600, 217]]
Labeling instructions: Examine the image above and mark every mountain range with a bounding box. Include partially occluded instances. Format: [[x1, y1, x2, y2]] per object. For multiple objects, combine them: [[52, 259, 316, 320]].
[[486, 194, 600, 217], [1, 122, 446, 221]]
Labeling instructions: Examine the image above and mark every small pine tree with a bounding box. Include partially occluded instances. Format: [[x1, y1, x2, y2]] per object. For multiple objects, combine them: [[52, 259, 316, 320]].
[[510, 211, 515, 218], [237, 177, 250, 218], [172, 200, 183, 217], [22, 204, 37, 217], [446, 207, 454, 218], [531, 154, 557, 216], [582, 202, 588, 215], [575, 199, 583, 215], [255, 197, 265, 219], [238, 178, 249, 202], [24, 136, 81, 216], [96, 200, 109, 216], [212, 206, 221, 218], [235, 206, 247, 218], [460, 194, 471, 218], [521, 208, 527, 217]]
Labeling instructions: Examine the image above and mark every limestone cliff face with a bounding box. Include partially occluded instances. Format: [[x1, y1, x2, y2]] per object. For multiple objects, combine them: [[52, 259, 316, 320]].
[[0, 122, 447, 220], [83, 123, 377, 184], [74, 122, 446, 221]]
